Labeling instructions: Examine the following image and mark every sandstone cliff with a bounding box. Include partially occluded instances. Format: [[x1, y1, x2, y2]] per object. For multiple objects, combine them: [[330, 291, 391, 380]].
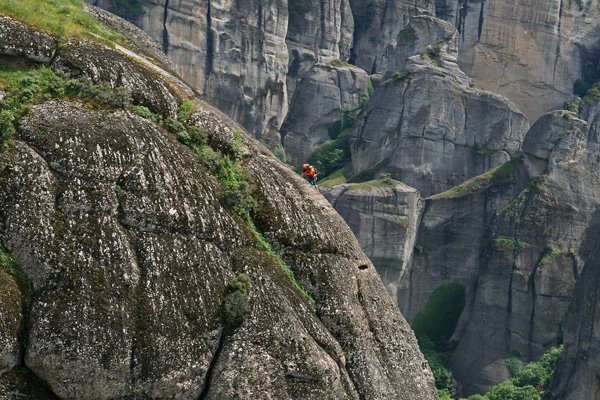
[[0, 8, 437, 400]]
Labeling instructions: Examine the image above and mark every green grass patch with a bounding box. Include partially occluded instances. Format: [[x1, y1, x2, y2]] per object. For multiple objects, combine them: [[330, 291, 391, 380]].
[[539, 244, 561, 266], [326, 60, 361, 69], [347, 173, 400, 191], [390, 69, 414, 83], [0, 63, 131, 146], [468, 144, 497, 155], [431, 157, 522, 199], [421, 45, 442, 67], [348, 158, 391, 183], [318, 167, 347, 188], [490, 236, 527, 251], [0, 0, 126, 42]]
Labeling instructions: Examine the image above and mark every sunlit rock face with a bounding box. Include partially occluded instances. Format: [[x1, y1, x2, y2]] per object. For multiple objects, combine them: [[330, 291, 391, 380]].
[[435, 0, 600, 123]]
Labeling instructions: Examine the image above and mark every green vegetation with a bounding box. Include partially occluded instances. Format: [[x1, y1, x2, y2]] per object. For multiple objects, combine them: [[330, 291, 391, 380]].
[[456, 346, 563, 400], [348, 158, 391, 183], [413, 282, 466, 397], [397, 27, 416, 44], [506, 350, 523, 378], [223, 273, 251, 329], [431, 157, 522, 199], [177, 100, 196, 121], [0, 242, 32, 347], [326, 60, 361, 69], [422, 45, 443, 67], [347, 173, 400, 191], [572, 61, 600, 99], [468, 144, 497, 155], [390, 69, 415, 83], [539, 244, 561, 266], [307, 132, 351, 178], [318, 167, 347, 188], [490, 236, 527, 251], [0, 0, 126, 42], [0, 64, 131, 147]]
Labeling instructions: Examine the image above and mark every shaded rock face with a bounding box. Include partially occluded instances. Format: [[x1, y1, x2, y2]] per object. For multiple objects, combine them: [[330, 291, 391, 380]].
[[542, 217, 600, 400], [323, 183, 424, 302], [397, 110, 597, 395], [0, 271, 22, 375], [435, 0, 600, 122], [0, 13, 437, 400], [281, 63, 369, 163], [350, 55, 529, 197], [347, 0, 434, 74]]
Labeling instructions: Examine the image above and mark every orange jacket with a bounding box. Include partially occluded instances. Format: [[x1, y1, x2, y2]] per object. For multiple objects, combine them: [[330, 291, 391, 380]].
[[302, 166, 316, 177]]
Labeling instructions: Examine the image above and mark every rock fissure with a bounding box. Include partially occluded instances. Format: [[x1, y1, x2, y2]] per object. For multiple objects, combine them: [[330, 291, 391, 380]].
[[161, 0, 170, 55]]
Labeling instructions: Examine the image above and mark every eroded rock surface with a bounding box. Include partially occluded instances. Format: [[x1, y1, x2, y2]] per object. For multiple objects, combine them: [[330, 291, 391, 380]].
[[0, 12, 437, 400], [281, 63, 369, 162], [350, 54, 529, 197]]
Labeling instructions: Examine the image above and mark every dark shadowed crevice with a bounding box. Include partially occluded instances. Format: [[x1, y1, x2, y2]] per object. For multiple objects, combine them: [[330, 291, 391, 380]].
[[161, 0, 170, 54], [204, 0, 214, 79], [477, 0, 485, 43], [198, 330, 226, 400]]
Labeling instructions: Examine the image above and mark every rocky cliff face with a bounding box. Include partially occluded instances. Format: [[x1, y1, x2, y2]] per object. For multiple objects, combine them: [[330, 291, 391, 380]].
[[0, 8, 437, 400], [436, 0, 600, 122], [542, 221, 600, 400], [349, 53, 529, 198], [281, 62, 369, 163], [397, 109, 599, 395], [323, 182, 424, 303]]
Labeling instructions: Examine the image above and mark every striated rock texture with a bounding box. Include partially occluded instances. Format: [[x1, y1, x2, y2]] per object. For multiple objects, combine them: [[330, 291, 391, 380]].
[[347, 0, 435, 74], [86, 0, 358, 138], [436, 0, 600, 122], [396, 108, 599, 395], [350, 54, 529, 198], [281, 62, 369, 163], [323, 182, 424, 303], [379, 15, 459, 75], [0, 11, 437, 400]]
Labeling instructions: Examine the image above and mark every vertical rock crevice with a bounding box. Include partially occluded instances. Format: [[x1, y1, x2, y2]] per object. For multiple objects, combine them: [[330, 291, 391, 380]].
[[161, 0, 170, 55]]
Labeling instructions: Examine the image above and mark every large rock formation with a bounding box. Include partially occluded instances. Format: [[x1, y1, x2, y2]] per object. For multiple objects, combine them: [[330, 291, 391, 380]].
[[397, 108, 598, 395], [542, 219, 600, 400], [0, 9, 437, 400], [436, 0, 600, 122], [323, 181, 424, 302], [347, 0, 434, 73], [281, 62, 369, 163], [349, 53, 529, 197]]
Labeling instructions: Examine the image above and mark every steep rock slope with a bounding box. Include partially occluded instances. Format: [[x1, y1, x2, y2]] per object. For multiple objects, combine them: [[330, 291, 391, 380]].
[[436, 0, 600, 122], [349, 53, 529, 198], [0, 9, 437, 400]]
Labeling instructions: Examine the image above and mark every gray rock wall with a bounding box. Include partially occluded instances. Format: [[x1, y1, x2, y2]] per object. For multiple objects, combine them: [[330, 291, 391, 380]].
[[281, 63, 369, 163], [350, 55, 529, 197]]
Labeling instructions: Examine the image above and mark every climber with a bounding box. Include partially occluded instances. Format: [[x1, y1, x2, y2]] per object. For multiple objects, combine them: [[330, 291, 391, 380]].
[[302, 163, 318, 189]]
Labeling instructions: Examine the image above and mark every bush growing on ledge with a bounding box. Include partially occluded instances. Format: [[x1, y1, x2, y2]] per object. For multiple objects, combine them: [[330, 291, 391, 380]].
[[223, 273, 251, 329]]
